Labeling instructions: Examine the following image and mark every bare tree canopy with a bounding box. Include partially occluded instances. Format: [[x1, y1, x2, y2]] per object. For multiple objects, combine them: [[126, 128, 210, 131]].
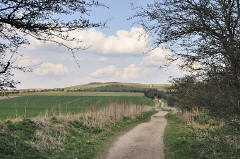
[[0, 0, 105, 89], [133, 0, 240, 84], [133, 0, 240, 114]]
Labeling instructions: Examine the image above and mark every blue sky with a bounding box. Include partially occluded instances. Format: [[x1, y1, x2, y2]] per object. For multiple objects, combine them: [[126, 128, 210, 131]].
[[14, 0, 186, 89]]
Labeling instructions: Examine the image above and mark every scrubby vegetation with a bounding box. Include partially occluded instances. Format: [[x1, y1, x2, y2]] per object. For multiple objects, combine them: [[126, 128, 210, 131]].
[[143, 89, 166, 99], [164, 111, 240, 159], [165, 75, 240, 159], [168, 76, 240, 118]]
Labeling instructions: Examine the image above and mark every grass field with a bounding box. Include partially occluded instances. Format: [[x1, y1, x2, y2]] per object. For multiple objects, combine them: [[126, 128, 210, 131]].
[[0, 95, 153, 120], [0, 89, 156, 159]]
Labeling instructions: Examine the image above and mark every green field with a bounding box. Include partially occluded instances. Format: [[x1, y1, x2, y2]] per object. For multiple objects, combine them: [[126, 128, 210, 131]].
[[0, 95, 153, 120], [0, 90, 156, 159], [15, 91, 144, 96]]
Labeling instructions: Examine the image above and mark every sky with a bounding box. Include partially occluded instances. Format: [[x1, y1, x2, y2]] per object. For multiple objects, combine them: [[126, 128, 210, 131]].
[[14, 0, 186, 89]]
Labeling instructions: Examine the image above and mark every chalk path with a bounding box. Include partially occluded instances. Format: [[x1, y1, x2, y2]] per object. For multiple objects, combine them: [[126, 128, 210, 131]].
[[104, 109, 168, 159]]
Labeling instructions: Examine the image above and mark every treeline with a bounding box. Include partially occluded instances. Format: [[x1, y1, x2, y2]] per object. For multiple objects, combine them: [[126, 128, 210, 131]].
[[0, 88, 64, 95], [144, 89, 166, 99], [143, 89, 174, 105]]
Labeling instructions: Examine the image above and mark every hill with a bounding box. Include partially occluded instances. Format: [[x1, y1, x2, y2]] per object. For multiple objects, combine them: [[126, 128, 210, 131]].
[[65, 82, 170, 92], [3, 82, 170, 95]]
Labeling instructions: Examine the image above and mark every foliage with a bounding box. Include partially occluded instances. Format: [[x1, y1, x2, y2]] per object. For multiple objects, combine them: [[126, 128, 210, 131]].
[[168, 75, 240, 117], [144, 88, 167, 99]]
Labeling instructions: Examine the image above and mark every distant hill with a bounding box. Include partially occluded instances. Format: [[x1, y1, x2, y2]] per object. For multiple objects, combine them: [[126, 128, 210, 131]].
[[4, 82, 170, 94], [65, 82, 171, 92]]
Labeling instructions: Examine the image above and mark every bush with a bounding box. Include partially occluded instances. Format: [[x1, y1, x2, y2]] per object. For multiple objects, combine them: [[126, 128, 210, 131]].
[[144, 89, 167, 99], [168, 75, 240, 118]]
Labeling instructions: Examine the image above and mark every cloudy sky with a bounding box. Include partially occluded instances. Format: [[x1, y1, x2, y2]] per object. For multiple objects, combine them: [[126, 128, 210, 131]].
[[14, 0, 186, 89]]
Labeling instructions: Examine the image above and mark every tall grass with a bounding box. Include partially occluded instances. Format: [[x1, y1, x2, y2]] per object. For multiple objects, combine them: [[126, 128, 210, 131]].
[[8, 102, 152, 151], [33, 103, 152, 129], [30, 103, 152, 153], [165, 109, 240, 159]]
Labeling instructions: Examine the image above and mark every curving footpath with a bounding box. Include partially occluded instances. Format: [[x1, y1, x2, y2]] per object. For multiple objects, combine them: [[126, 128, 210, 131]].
[[104, 107, 169, 159]]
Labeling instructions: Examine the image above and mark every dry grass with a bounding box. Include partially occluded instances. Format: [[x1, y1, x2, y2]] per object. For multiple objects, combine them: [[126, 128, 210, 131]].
[[30, 130, 65, 152], [176, 108, 201, 124], [0, 120, 6, 133], [47, 103, 152, 129], [176, 108, 225, 130], [9, 117, 23, 123], [0, 96, 19, 100], [31, 117, 68, 152], [25, 103, 151, 152], [8, 102, 152, 127]]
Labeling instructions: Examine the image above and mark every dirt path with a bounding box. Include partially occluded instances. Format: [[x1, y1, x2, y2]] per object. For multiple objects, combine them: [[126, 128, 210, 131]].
[[104, 109, 169, 159]]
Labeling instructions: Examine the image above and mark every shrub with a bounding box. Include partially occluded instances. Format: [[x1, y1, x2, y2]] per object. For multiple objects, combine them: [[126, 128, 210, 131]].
[[144, 89, 167, 100]]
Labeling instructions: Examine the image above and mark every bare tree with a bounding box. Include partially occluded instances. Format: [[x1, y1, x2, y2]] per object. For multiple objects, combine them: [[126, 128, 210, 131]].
[[133, 0, 240, 84], [0, 0, 105, 89], [133, 0, 240, 113]]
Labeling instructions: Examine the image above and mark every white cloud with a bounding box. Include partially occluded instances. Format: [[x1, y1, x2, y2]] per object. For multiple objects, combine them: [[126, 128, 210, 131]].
[[116, 64, 149, 79], [97, 28, 149, 54], [90, 65, 116, 78], [139, 47, 186, 74], [141, 48, 172, 67], [90, 64, 149, 80], [34, 63, 69, 76], [97, 57, 108, 63], [16, 55, 40, 67], [25, 27, 150, 55]]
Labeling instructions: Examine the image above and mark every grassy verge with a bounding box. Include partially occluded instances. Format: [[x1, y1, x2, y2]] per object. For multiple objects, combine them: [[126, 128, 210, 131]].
[[164, 112, 240, 159], [0, 104, 156, 159], [164, 113, 198, 159]]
